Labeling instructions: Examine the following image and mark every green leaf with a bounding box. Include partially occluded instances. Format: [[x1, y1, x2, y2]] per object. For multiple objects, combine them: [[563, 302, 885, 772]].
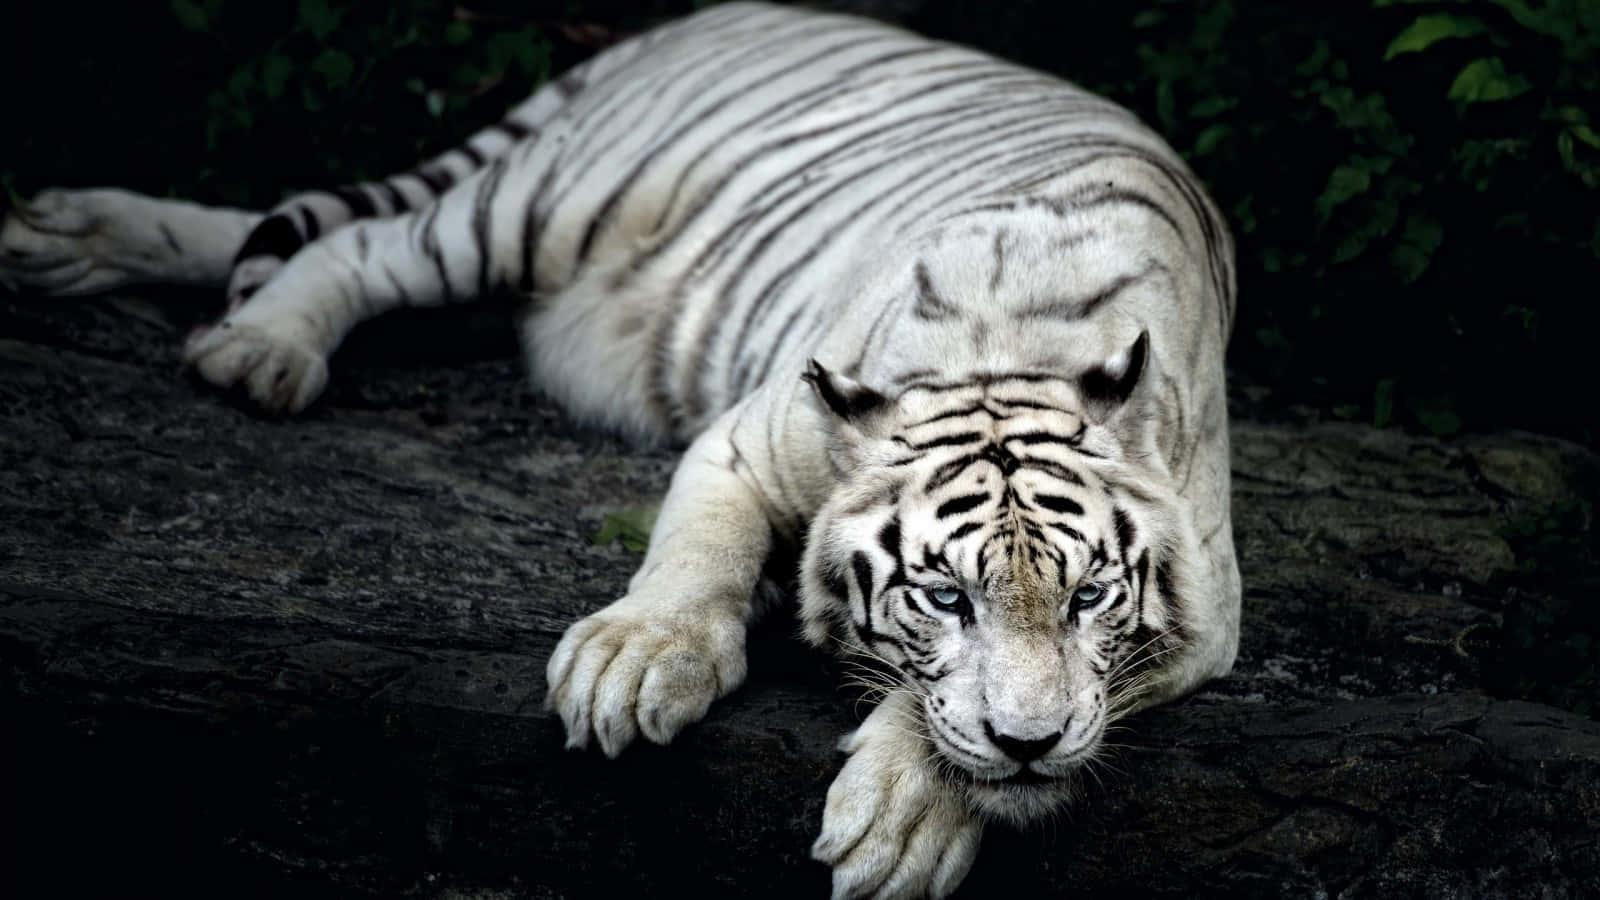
[[425, 90, 445, 119], [1296, 41, 1332, 78], [590, 505, 660, 553], [1193, 123, 1232, 157], [312, 49, 354, 91], [1384, 14, 1485, 59], [261, 55, 293, 100], [1314, 164, 1372, 222], [298, 0, 340, 41], [1390, 212, 1445, 282], [170, 0, 208, 32], [444, 21, 473, 46], [1373, 378, 1397, 429], [1190, 96, 1237, 118], [1447, 57, 1532, 104]]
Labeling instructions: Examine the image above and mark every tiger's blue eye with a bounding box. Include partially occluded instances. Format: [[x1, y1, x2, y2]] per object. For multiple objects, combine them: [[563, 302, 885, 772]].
[[1073, 583, 1105, 608], [929, 587, 969, 613]]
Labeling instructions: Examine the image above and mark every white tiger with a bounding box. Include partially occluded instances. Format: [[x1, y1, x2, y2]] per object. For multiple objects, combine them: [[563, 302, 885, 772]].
[[0, 3, 1240, 896]]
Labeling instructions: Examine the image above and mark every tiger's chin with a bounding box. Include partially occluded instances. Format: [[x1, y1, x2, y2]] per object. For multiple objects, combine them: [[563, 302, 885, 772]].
[[957, 769, 1078, 823]]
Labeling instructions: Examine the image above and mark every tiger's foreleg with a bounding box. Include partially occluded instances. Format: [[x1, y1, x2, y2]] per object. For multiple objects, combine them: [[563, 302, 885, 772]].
[[0, 189, 263, 295], [812, 692, 984, 900], [545, 413, 778, 757]]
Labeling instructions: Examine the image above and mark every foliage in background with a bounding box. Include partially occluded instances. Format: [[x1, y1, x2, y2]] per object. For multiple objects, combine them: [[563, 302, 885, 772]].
[[9, 1, 561, 209]]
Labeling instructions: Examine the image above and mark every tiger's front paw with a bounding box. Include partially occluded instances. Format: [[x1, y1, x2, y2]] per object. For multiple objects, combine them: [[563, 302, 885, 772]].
[[545, 606, 747, 757], [812, 699, 983, 900], [183, 307, 330, 414]]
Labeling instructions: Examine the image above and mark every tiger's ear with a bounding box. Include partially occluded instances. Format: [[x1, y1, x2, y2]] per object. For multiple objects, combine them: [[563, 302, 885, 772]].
[[1078, 330, 1149, 423], [803, 360, 891, 432]]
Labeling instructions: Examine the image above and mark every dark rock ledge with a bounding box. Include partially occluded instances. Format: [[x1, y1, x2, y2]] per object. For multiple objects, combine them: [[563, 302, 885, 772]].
[[2, 294, 1596, 898]]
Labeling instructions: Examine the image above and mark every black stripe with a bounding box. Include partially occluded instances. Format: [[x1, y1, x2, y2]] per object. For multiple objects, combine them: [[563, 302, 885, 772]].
[[414, 168, 453, 193], [517, 164, 560, 294], [1046, 522, 1085, 543], [413, 203, 452, 303], [1016, 264, 1165, 321], [332, 186, 377, 219], [472, 157, 509, 297], [878, 518, 901, 558], [158, 222, 183, 255], [925, 453, 984, 492], [296, 206, 320, 241], [1007, 431, 1078, 447], [980, 444, 1022, 477], [1153, 556, 1175, 601], [943, 520, 982, 546], [495, 119, 533, 140], [1112, 506, 1136, 560], [1034, 494, 1084, 515], [913, 262, 958, 320], [232, 214, 303, 265], [379, 181, 409, 214], [1024, 459, 1084, 485], [908, 431, 984, 452], [936, 494, 988, 519], [914, 405, 987, 426], [850, 551, 875, 601]]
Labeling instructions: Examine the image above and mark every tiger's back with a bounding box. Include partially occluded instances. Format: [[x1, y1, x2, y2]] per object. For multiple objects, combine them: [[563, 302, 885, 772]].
[[507, 4, 1231, 441]]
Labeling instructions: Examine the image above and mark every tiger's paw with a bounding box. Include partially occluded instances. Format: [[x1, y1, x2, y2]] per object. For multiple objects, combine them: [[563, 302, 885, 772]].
[[545, 606, 747, 757], [0, 188, 163, 295], [225, 255, 286, 315], [183, 307, 330, 414], [0, 188, 140, 294], [812, 697, 983, 900]]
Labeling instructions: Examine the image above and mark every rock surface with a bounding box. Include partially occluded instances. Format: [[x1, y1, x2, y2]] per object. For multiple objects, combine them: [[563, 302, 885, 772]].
[[2, 291, 1597, 898]]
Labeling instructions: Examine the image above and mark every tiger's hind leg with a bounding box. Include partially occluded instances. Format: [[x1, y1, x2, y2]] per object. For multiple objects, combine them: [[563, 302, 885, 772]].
[[220, 82, 580, 315], [0, 188, 262, 295], [182, 124, 579, 414]]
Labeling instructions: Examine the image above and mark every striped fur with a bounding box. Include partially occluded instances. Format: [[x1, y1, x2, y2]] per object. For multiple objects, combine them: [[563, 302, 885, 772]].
[[0, 4, 1240, 895]]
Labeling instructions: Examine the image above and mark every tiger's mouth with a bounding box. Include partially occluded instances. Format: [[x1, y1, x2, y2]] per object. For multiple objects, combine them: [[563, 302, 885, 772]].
[[1000, 766, 1055, 787], [936, 758, 1061, 790], [954, 763, 1077, 823]]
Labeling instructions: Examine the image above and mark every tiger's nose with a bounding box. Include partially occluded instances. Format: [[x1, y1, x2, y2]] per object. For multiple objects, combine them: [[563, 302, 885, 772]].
[[983, 720, 1063, 762]]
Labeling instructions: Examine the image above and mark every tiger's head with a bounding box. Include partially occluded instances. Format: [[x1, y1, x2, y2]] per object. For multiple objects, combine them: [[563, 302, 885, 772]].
[[798, 332, 1198, 822]]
